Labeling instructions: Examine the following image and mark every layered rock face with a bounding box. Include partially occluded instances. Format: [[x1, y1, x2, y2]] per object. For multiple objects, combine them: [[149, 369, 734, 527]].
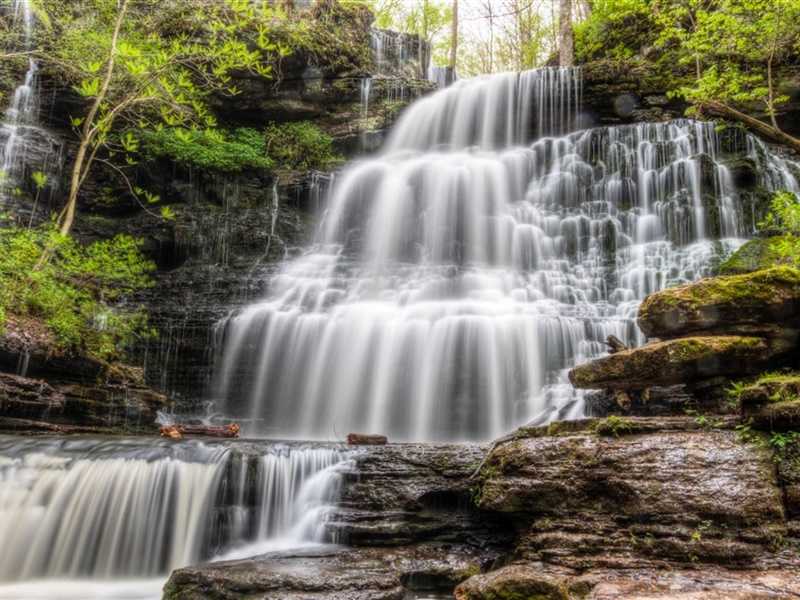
[[166, 443, 513, 599], [165, 416, 800, 599], [0, 318, 168, 434], [571, 267, 800, 412]]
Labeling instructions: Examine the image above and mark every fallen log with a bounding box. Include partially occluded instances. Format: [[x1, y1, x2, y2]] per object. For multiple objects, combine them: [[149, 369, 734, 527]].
[[347, 433, 388, 445], [160, 423, 240, 440], [698, 100, 800, 154]]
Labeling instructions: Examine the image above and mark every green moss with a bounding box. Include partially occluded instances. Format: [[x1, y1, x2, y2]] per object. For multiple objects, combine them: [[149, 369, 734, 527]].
[[719, 237, 790, 275], [639, 266, 800, 331], [593, 415, 634, 437]]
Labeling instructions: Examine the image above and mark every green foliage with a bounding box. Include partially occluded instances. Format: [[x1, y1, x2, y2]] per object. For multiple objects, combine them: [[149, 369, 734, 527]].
[[758, 191, 800, 266], [594, 415, 634, 437], [264, 121, 342, 172], [575, 0, 654, 62], [141, 127, 272, 173], [0, 225, 155, 359]]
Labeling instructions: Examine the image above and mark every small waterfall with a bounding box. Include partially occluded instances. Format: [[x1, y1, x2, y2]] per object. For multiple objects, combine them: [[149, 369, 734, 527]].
[[385, 67, 582, 150], [0, 0, 62, 207], [0, 438, 350, 582], [211, 67, 800, 442]]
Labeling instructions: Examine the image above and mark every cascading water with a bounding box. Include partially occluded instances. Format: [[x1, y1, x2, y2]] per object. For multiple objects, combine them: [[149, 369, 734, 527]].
[[0, 0, 61, 208], [211, 67, 800, 442], [0, 437, 350, 598]]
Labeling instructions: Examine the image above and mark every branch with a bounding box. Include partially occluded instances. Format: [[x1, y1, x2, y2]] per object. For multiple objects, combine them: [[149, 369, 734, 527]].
[[94, 158, 164, 221], [698, 100, 800, 154]]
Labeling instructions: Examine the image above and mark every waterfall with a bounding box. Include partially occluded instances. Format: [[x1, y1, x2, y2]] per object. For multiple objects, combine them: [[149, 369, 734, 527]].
[[211, 67, 800, 443], [0, 0, 61, 207], [0, 438, 349, 582]]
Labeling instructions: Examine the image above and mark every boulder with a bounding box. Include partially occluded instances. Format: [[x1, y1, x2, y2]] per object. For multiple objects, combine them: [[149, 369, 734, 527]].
[[637, 267, 800, 339], [569, 335, 782, 390], [738, 373, 800, 430], [475, 418, 787, 569]]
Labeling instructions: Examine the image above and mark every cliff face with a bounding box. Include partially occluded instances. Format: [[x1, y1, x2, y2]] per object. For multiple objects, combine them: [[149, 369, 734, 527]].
[[0, 4, 434, 418]]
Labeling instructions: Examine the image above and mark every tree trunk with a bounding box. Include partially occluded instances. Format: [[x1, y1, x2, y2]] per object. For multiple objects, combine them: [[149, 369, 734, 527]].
[[559, 0, 573, 67], [767, 50, 780, 130], [699, 100, 800, 154], [58, 0, 129, 237], [449, 0, 458, 73]]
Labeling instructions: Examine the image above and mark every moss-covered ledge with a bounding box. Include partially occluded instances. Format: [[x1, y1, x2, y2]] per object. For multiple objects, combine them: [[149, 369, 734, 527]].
[[569, 335, 779, 390], [637, 266, 800, 339], [719, 237, 791, 275]]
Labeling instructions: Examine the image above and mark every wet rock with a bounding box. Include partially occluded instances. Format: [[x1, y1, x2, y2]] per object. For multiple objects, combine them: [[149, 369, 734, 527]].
[[455, 563, 574, 600], [0, 370, 168, 435], [347, 433, 388, 445], [331, 443, 513, 548], [738, 373, 800, 430], [569, 335, 781, 390], [164, 542, 485, 600], [456, 564, 800, 600], [637, 267, 800, 339], [476, 417, 785, 567]]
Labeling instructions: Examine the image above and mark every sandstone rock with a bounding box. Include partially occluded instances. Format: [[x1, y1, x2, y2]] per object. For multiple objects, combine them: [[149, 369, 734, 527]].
[[637, 267, 800, 339], [569, 335, 780, 390], [739, 373, 800, 430]]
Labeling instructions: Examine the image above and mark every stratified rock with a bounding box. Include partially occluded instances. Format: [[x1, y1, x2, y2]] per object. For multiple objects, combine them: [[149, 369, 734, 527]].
[[476, 418, 785, 568], [0, 370, 168, 434], [164, 541, 485, 600], [637, 267, 800, 339], [456, 564, 800, 600], [569, 335, 780, 390], [331, 443, 511, 548]]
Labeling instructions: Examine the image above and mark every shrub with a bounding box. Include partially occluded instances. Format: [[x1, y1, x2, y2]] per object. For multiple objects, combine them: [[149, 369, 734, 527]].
[[758, 191, 800, 266], [264, 121, 342, 171], [574, 0, 655, 62], [141, 127, 272, 173], [0, 225, 155, 359]]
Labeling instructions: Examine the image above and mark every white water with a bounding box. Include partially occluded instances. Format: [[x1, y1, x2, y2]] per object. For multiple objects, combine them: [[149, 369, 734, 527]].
[[212, 67, 800, 442], [0, 438, 350, 597], [0, 0, 61, 208]]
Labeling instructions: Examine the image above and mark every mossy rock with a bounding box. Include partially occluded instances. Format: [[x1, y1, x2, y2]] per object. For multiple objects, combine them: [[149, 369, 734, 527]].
[[738, 372, 800, 430], [454, 565, 571, 600], [569, 335, 777, 390], [637, 266, 800, 339], [719, 237, 791, 275]]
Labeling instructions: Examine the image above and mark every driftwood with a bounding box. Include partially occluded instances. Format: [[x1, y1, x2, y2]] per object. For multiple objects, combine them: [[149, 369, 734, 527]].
[[606, 335, 628, 354], [699, 100, 800, 154], [160, 423, 240, 440], [346, 433, 388, 445]]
